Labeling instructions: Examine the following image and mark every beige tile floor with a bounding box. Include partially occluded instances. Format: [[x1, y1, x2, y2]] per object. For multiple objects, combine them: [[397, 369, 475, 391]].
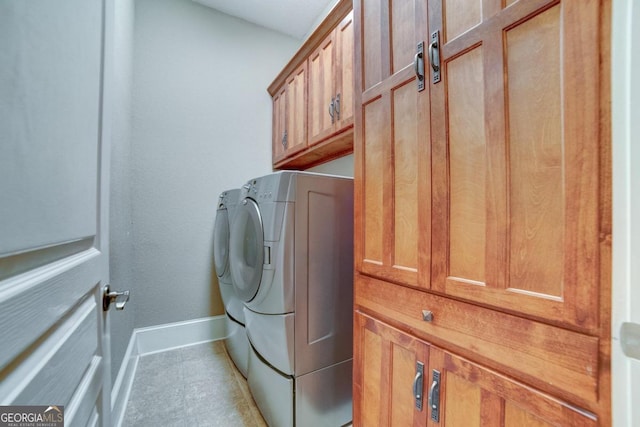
[[122, 341, 266, 427]]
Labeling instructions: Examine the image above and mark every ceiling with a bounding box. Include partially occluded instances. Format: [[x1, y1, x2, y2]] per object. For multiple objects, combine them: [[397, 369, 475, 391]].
[[192, 0, 337, 40]]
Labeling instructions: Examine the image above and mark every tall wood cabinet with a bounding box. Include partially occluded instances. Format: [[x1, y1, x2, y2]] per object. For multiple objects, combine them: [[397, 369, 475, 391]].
[[353, 0, 611, 425]]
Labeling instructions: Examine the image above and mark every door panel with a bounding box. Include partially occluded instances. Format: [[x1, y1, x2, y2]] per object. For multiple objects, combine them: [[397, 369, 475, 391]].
[[362, 98, 385, 264], [285, 62, 307, 156], [355, 0, 431, 288], [447, 46, 486, 283], [0, 0, 112, 424], [429, 0, 601, 330], [308, 37, 334, 143], [428, 347, 598, 427], [272, 88, 287, 162], [506, 5, 563, 295], [354, 312, 429, 427], [336, 12, 354, 129]]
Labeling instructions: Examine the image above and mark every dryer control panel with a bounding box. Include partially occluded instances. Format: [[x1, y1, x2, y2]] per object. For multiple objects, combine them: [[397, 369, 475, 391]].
[[241, 172, 295, 202]]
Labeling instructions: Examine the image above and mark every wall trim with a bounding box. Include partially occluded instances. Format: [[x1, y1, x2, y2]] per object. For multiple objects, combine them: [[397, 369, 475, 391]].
[[110, 315, 226, 426]]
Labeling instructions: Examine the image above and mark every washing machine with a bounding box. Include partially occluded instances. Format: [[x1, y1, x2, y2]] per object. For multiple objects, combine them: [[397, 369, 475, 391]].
[[229, 171, 354, 427], [213, 188, 249, 377]]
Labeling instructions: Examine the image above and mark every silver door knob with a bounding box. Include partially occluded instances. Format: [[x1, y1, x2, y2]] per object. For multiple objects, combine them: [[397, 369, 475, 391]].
[[103, 285, 130, 311]]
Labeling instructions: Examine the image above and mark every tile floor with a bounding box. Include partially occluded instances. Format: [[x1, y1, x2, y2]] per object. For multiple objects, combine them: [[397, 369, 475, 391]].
[[122, 341, 266, 427]]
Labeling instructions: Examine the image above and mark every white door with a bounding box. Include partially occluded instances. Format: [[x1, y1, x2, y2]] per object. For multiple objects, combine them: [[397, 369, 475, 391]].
[[0, 1, 115, 426], [612, 0, 640, 426]]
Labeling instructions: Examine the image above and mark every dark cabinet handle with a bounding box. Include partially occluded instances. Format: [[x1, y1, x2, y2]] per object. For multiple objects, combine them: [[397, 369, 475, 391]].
[[413, 362, 424, 411], [429, 31, 441, 84], [429, 369, 441, 422], [415, 42, 425, 92], [329, 98, 335, 124]]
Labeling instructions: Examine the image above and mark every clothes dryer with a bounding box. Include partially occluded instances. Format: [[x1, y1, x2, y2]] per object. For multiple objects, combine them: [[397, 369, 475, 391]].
[[213, 188, 249, 377], [229, 171, 353, 427]]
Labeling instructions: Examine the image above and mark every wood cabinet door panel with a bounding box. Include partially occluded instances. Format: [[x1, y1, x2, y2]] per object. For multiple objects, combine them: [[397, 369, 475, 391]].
[[354, 312, 429, 427], [336, 12, 354, 129], [284, 62, 308, 157], [272, 87, 287, 163], [355, 0, 431, 288], [308, 36, 335, 143], [429, 0, 602, 330], [427, 347, 598, 427]]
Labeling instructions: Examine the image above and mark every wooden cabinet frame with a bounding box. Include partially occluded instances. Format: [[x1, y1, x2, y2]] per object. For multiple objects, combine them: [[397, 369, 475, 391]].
[[268, 0, 354, 170], [353, 0, 612, 425]]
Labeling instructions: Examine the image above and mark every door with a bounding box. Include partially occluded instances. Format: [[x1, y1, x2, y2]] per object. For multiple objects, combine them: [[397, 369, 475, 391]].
[[283, 62, 308, 158], [272, 86, 287, 163], [229, 198, 264, 302], [354, 0, 431, 288], [353, 312, 429, 427], [612, 0, 640, 425], [0, 0, 113, 425], [427, 347, 597, 426], [428, 0, 604, 331], [308, 33, 335, 143], [334, 11, 354, 132]]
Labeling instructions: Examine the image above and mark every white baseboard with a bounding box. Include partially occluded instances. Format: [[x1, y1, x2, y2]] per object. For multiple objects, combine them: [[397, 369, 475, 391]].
[[111, 315, 226, 426]]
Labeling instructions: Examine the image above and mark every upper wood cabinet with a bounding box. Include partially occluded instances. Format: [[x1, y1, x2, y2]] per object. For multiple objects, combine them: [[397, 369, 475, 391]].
[[308, 11, 354, 145], [268, 0, 354, 170], [354, 0, 612, 424]]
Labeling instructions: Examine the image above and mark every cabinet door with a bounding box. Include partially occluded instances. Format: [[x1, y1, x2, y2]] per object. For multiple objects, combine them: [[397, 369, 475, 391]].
[[354, 312, 429, 427], [354, 0, 431, 288], [272, 86, 287, 163], [284, 61, 308, 157], [427, 347, 597, 426], [429, 0, 603, 330], [335, 11, 354, 131], [308, 33, 336, 144]]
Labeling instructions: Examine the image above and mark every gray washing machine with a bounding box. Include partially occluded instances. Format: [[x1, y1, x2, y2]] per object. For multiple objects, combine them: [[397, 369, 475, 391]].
[[229, 171, 353, 427], [213, 189, 249, 377]]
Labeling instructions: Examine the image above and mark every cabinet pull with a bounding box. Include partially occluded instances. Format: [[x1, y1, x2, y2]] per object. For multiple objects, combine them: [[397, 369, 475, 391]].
[[282, 130, 287, 148], [413, 362, 424, 411], [329, 98, 335, 124], [414, 41, 425, 92], [428, 369, 441, 422], [429, 31, 441, 84], [334, 93, 341, 120]]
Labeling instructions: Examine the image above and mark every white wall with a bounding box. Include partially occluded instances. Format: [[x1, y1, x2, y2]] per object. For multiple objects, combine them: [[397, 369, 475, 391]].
[[611, 0, 640, 425], [130, 0, 299, 328], [308, 153, 354, 177]]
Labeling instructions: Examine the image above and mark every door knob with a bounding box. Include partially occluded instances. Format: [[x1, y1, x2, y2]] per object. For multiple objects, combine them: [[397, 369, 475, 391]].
[[103, 285, 130, 311]]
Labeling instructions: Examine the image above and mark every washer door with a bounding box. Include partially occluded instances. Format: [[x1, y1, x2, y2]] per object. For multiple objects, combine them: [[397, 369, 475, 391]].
[[213, 207, 230, 278], [230, 198, 264, 302]]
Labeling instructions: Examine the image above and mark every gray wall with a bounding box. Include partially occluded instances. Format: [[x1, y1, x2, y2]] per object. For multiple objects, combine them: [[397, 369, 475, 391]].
[[108, 0, 351, 380], [129, 0, 300, 329]]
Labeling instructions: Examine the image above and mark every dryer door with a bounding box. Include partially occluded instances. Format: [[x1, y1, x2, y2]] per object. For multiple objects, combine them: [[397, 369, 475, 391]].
[[230, 198, 264, 302], [213, 206, 230, 278]]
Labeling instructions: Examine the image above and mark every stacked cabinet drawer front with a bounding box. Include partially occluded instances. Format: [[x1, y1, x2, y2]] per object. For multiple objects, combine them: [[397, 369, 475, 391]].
[[353, 0, 611, 425]]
